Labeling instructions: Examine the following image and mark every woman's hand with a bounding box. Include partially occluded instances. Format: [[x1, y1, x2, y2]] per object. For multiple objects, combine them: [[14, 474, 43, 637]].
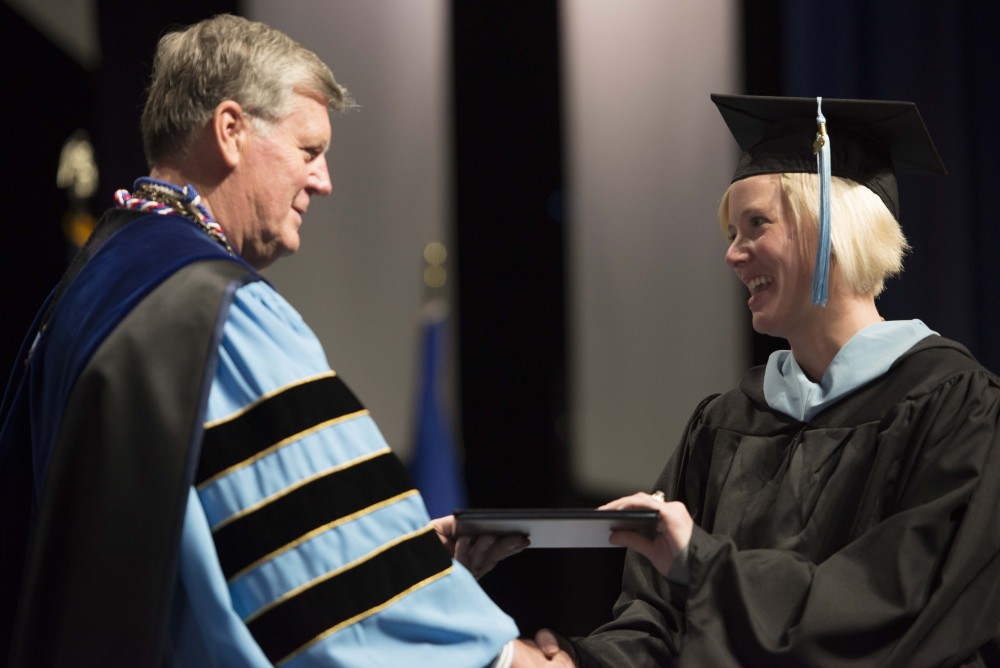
[[599, 492, 693, 577]]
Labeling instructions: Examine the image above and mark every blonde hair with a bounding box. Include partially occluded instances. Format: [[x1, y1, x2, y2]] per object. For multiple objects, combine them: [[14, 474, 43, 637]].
[[141, 14, 354, 166], [717, 173, 908, 296]]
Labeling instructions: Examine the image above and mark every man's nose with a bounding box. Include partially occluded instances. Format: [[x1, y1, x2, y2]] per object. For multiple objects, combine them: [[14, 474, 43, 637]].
[[309, 155, 333, 196]]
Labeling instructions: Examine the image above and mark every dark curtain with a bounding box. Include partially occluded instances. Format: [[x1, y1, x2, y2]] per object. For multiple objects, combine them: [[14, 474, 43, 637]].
[[453, 0, 628, 639], [0, 5, 91, 381], [778, 1, 1000, 372]]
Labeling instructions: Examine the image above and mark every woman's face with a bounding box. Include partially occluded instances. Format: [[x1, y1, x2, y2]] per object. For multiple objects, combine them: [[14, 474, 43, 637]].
[[724, 174, 814, 339]]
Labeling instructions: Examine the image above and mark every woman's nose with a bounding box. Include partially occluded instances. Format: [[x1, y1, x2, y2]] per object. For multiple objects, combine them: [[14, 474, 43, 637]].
[[725, 238, 748, 267]]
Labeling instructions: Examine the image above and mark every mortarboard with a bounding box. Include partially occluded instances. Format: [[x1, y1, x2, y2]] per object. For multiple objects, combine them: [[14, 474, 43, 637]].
[[711, 94, 946, 305]]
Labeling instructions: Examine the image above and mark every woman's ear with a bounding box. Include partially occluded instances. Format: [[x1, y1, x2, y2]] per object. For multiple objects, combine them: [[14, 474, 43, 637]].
[[212, 100, 249, 169]]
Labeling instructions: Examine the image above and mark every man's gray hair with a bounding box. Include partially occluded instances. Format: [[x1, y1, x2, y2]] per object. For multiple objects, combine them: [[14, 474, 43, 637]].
[[140, 13, 353, 166]]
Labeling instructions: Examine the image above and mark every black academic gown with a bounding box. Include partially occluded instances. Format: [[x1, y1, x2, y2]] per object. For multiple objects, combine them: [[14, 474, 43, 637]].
[[0, 209, 258, 666], [571, 336, 1000, 667]]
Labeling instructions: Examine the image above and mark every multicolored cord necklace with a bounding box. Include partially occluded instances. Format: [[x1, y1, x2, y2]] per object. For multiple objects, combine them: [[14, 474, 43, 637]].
[[114, 177, 234, 255]]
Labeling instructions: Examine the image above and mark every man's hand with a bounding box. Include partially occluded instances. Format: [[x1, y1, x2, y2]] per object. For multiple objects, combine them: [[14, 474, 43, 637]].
[[510, 637, 575, 667], [533, 629, 573, 661], [432, 515, 529, 579]]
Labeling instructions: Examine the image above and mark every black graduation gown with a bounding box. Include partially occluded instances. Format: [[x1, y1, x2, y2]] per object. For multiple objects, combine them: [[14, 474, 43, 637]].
[[0, 209, 258, 666], [571, 335, 1000, 667]]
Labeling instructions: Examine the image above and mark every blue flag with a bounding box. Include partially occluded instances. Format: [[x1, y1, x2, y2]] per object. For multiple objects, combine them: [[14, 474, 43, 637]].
[[408, 302, 467, 517]]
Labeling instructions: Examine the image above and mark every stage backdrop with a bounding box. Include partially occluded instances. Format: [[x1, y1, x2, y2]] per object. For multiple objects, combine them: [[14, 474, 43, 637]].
[[562, 0, 742, 494], [249, 0, 743, 495], [247, 0, 454, 466]]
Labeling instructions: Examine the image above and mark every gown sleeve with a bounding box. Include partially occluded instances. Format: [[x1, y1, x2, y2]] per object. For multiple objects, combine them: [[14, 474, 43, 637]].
[[571, 365, 1000, 668], [569, 396, 715, 668], [171, 281, 518, 667]]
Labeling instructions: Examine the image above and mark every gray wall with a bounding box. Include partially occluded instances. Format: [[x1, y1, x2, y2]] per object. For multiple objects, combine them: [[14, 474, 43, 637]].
[[563, 0, 744, 493]]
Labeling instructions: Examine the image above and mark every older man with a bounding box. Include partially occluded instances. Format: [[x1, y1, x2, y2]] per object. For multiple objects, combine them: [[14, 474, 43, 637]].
[[0, 14, 567, 668]]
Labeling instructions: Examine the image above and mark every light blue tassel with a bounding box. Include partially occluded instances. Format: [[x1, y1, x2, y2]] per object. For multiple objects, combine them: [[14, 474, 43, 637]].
[[810, 97, 832, 306]]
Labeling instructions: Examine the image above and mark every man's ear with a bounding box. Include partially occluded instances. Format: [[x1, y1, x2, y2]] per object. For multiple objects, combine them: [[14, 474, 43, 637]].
[[213, 100, 249, 169]]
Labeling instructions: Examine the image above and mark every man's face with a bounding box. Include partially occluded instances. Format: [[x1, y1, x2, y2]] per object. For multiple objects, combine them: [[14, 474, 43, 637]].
[[236, 92, 332, 269]]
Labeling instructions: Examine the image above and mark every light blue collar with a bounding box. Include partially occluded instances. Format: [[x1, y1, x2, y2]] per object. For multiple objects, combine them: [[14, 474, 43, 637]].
[[763, 320, 936, 422]]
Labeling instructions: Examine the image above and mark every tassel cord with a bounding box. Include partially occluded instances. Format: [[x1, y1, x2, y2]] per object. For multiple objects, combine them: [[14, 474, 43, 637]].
[[811, 97, 832, 306]]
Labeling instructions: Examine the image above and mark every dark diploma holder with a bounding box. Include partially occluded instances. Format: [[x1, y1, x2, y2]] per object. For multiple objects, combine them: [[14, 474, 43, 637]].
[[454, 508, 658, 548]]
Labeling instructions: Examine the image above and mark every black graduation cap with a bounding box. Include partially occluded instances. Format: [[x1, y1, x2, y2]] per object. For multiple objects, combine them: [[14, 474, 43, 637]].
[[710, 94, 946, 221], [711, 94, 946, 306]]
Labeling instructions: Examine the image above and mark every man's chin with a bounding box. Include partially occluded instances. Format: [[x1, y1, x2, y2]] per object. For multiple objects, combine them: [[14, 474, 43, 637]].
[[244, 233, 300, 270], [281, 236, 301, 258]]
